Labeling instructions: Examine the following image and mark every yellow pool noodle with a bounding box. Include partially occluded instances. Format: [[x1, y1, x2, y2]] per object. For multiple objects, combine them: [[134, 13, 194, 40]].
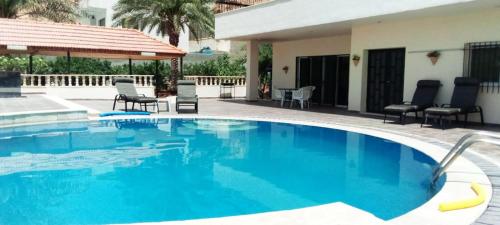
[[439, 183, 486, 212]]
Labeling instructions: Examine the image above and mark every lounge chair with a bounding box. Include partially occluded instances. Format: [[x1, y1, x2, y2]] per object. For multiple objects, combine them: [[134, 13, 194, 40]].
[[112, 77, 159, 113], [290, 86, 315, 109], [176, 80, 198, 113], [384, 80, 441, 124], [422, 77, 484, 129]]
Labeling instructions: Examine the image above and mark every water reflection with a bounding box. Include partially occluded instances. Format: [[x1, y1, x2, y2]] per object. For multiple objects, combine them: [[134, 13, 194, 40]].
[[0, 119, 440, 224]]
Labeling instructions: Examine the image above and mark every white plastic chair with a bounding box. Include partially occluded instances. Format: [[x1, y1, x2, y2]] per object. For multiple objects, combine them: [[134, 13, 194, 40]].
[[273, 87, 286, 107], [290, 86, 316, 109]]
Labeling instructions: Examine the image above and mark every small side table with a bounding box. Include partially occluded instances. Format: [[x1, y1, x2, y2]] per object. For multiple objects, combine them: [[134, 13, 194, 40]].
[[220, 82, 235, 99], [157, 97, 170, 112]]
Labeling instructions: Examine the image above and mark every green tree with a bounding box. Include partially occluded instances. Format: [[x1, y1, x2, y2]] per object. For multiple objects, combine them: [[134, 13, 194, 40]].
[[112, 0, 215, 90], [0, 0, 80, 22], [184, 54, 245, 76], [258, 43, 272, 99]]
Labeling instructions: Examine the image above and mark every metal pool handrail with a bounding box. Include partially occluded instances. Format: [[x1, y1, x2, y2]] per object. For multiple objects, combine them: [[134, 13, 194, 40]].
[[432, 131, 500, 184]]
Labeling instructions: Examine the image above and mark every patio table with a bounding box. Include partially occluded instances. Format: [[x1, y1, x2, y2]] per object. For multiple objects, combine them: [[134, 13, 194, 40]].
[[277, 88, 297, 107]]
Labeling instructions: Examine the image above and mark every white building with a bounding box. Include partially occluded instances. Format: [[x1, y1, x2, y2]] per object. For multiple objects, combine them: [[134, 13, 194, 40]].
[[216, 0, 500, 124], [79, 0, 190, 52]]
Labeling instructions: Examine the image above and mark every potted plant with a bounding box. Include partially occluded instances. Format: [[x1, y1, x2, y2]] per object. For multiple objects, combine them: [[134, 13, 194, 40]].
[[427, 50, 441, 65], [352, 55, 361, 66], [282, 66, 289, 74]]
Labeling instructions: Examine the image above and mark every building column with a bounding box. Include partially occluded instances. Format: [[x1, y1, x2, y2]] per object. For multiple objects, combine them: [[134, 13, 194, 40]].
[[246, 40, 259, 101]]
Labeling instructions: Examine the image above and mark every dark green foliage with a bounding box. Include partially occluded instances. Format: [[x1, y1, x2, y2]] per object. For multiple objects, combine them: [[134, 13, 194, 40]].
[[183, 54, 245, 76], [0, 56, 171, 79], [0, 0, 80, 22], [258, 43, 272, 86]]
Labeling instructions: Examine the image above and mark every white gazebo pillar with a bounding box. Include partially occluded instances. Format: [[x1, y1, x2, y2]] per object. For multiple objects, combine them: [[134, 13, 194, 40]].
[[245, 40, 259, 101]]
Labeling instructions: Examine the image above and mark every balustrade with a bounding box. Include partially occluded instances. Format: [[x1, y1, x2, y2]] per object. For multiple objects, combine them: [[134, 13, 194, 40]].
[[20, 74, 155, 87], [184, 76, 246, 86]]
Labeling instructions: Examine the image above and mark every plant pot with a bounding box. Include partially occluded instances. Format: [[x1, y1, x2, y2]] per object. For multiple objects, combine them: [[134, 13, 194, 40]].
[[429, 56, 439, 65], [353, 59, 360, 66]]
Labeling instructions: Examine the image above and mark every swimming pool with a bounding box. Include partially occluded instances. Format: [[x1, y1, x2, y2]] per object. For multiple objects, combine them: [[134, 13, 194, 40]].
[[0, 118, 444, 224]]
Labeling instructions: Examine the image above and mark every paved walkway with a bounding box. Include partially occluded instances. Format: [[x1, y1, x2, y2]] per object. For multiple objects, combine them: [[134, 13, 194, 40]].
[[0, 94, 66, 113]]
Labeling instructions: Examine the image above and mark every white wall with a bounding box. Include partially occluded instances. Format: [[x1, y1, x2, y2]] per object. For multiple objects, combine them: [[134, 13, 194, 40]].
[[189, 38, 245, 54], [195, 86, 246, 98], [272, 35, 351, 99], [216, 0, 480, 40], [349, 8, 500, 123]]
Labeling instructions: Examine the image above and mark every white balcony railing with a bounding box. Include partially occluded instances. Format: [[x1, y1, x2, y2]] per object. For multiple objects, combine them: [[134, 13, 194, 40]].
[[20, 74, 155, 99], [184, 76, 247, 98], [21, 74, 155, 87], [184, 76, 246, 86], [18, 74, 246, 99]]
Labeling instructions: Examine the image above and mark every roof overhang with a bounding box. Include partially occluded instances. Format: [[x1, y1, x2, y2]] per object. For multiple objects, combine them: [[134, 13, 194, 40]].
[[0, 46, 181, 60], [215, 0, 500, 41], [0, 19, 186, 60]]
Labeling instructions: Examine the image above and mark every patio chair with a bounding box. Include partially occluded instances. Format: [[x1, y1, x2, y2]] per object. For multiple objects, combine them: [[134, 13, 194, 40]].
[[290, 86, 316, 109], [176, 80, 198, 113], [384, 80, 441, 124], [273, 87, 286, 107], [422, 77, 484, 129], [112, 77, 159, 113]]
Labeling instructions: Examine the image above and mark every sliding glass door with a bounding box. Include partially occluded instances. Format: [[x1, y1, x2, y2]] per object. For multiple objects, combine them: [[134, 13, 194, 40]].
[[296, 55, 349, 106]]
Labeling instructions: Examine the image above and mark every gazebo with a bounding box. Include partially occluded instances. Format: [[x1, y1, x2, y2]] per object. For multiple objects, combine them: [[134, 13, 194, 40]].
[[0, 18, 186, 95]]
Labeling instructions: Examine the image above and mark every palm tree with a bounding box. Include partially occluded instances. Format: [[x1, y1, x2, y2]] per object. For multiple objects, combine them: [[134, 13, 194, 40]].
[[113, 0, 215, 91], [0, 0, 80, 23]]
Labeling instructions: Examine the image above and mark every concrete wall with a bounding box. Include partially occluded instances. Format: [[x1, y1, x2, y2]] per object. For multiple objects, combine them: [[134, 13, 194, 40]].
[[195, 86, 246, 98], [349, 8, 500, 123], [272, 35, 351, 99]]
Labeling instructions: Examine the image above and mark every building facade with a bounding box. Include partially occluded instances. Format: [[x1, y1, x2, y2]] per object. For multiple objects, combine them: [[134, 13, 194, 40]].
[[79, 0, 190, 52], [216, 0, 500, 124]]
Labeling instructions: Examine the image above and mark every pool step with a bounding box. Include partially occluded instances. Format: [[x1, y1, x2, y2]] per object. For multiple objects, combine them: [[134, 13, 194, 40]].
[[0, 109, 88, 126]]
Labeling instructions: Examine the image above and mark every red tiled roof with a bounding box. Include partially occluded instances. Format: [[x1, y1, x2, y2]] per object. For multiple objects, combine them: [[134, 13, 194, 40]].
[[0, 18, 185, 60]]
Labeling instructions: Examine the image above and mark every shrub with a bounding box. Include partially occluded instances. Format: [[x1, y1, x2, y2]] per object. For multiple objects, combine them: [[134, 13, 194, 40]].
[[184, 54, 246, 76]]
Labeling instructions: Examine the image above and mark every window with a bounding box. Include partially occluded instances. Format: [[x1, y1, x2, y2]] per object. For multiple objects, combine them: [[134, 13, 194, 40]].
[[464, 41, 500, 92], [98, 18, 106, 27]]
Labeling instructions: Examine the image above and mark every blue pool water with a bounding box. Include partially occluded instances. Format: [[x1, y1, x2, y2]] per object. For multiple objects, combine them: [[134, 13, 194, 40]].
[[0, 119, 444, 224]]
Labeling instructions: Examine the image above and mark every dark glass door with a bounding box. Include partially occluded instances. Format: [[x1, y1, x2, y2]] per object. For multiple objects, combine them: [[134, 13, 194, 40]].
[[323, 56, 337, 105], [297, 57, 310, 88], [311, 56, 323, 103], [366, 48, 405, 113], [296, 55, 350, 106], [336, 56, 350, 107]]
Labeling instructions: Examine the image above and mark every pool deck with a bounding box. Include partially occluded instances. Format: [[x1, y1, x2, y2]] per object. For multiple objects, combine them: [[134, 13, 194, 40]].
[[74, 98, 500, 225]]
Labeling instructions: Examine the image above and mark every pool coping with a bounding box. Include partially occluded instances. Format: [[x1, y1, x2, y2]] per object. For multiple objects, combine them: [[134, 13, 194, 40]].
[[0, 115, 497, 225]]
